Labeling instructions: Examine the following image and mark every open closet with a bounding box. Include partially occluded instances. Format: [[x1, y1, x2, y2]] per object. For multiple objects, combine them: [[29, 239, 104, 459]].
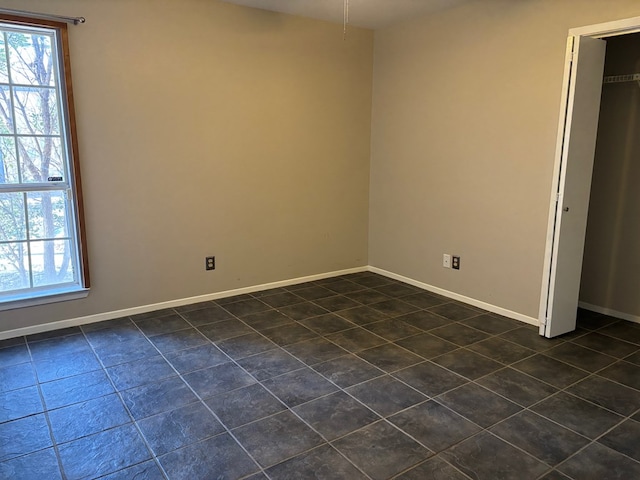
[[579, 33, 640, 324]]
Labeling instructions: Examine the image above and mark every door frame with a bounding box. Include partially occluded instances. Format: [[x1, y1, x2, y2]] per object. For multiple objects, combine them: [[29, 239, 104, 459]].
[[539, 15, 640, 337]]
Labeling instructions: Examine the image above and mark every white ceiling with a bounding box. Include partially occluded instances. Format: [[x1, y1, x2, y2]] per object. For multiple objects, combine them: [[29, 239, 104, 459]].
[[220, 0, 468, 29]]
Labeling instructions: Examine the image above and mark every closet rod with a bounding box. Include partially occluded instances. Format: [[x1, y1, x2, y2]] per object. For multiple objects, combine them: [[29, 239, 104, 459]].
[[0, 7, 85, 25]]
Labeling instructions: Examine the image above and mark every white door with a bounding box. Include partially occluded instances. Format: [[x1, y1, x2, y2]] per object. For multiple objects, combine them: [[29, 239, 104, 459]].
[[542, 35, 606, 338]]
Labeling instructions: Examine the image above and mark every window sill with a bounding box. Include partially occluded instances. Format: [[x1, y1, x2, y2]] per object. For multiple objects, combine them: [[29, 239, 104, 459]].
[[0, 287, 90, 312]]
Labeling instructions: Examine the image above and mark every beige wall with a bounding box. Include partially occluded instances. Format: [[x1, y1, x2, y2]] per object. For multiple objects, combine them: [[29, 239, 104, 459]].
[[369, 0, 640, 319], [580, 34, 640, 318], [1, 0, 373, 333]]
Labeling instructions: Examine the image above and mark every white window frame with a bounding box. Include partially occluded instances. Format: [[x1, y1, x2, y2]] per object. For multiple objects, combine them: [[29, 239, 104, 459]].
[[0, 14, 89, 311]]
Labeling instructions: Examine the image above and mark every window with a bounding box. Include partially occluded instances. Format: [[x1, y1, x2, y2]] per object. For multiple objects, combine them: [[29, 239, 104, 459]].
[[0, 15, 88, 309]]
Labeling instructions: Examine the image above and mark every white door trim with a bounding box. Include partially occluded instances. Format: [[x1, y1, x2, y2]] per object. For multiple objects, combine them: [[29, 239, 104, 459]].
[[539, 15, 640, 335]]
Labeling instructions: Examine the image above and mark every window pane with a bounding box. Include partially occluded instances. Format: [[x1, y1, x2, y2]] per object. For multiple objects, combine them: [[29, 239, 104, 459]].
[[0, 241, 29, 292], [17, 136, 64, 183], [0, 192, 26, 241], [27, 191, 69, 240], [0, 136, 18, 183], [6, 32, 54, 87], [0, 86, 14, 134], [13, 86, 60, 136], [31, 239, 73, 287], [0, 35, 9, 83]]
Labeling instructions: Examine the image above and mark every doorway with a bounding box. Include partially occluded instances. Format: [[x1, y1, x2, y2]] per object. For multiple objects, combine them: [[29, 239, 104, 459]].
[[540, 16, 640, 338]]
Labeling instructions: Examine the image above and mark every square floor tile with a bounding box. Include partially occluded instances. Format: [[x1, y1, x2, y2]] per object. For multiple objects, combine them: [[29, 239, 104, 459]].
[[566, 375, 640, 415], [159, 433, 259, 480], [0, 414, 51, 462], [260, 291, 304, 308], [428, 303, 478, 321], [137, 402, 225, 456], [106, 355, 175, 390], [197, 320, 252, 343], [58, 424, 150, 480], [459, 314, 521, 335], [300, 314, 354, 335], [363, 318, 422, 342], [135, 313, 190, 337], [432, 349, 502, 380], [477, 367, 557, 407], [396, 456, 469, 480], [437, 383, 521, 428], [0, 448, 62, 480], [490, 410, 589, 466], [261, 323, 317, 346], [178, 305, 233, 326], [325, 328, 387, 353], [512, 354, 589, 389], [356, 344, 422, 373], [335, 306, 389, 326], [33, 350, 101, 383], [531, 392, 623, 439], [241, 310, 294, 332], [149, 328, 209, 354], [345, 289, 392, 305], [499, 327, 562, 352], [346, 375, 426, 417], [598, 360, 640, 390], [40, 370, 114, 410], [598, 419, 640, 462], [374, 283, 418, 298], [598, 322, 640, 345], [0, 386, 43, 423], [98, 461, 164, 480], [314, 296, 361, 313], [183, 362, 255, 399], [402, 293, 450, 310], [313, 354, 384, 388], [121, 377, 197, 420], [389, 401, 481, 452], [222, 298, 270, 317], [467, 337, 535, 364], [558, 443, 640, 480], [396, 310, 452, 331], [393, 361, 467, 397], [333, 420, 430, 480], [265, 444, 367, 480], [430, 324, 489, 347], [368, 299, 418, 317], [324, 279, 366, 295], [205, 383, 286, 429], [237, 348, 304, 381], [0, 362, 36, 393], [284, 337, 346, 366], [0, 344, 30, 368], [571, 332, 639, 358], [293, 391, 379, 441], [263, 367, 338, 407], [441, 431, 548, 480], [165, 343, 228, 374], [395, 333, 458, 359], [290, 286, 336, 302], [48, 393, 130, 444], [216, 332, 277, 360], [278, 302, 329, 321], [233, 411, 324, 468], [544, 342, 617, 372]]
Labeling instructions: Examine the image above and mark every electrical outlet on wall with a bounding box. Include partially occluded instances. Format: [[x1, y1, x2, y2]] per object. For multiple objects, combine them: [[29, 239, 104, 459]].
[[443, 254, 451, 268], [205, 256, 215, 271], [452, 255, 460, 270]]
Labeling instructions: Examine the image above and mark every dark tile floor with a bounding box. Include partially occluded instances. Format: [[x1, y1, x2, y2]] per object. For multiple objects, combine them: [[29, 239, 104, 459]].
[[1, 272, 640, 479]]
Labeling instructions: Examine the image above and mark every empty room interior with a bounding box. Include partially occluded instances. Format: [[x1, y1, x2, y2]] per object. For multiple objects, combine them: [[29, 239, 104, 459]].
[[2, 0, 640, 479]]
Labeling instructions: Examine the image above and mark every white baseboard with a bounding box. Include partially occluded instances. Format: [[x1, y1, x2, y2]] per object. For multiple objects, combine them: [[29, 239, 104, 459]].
[[369, 266, 539, 327], [0, 266, 368, 340], [578, 301, 640, 324]]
